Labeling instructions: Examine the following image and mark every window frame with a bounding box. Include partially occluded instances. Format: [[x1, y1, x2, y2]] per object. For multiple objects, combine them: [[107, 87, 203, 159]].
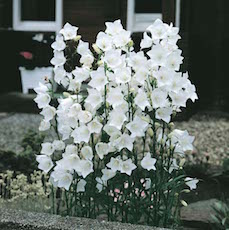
[[13, 0, 63, 33], [127, 0, 180, 32]]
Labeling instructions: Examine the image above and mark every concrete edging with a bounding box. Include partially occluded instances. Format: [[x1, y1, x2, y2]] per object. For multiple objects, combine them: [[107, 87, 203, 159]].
[[0, 208, 170, 230]]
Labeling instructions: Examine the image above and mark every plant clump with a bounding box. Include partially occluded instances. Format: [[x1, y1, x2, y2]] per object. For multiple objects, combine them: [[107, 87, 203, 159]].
[[34, 19, 199, 227]]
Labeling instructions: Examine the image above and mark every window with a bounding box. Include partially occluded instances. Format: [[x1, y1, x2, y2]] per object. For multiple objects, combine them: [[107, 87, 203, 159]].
[[127, 0, 162, 32], [127, 0, 181, 32], [13, 0, 63, 33]]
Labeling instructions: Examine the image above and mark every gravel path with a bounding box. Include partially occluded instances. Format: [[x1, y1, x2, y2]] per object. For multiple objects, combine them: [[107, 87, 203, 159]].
[[176, 114, 229, 165], [0, 113, 228, 165], [0, 113, 42, 153]]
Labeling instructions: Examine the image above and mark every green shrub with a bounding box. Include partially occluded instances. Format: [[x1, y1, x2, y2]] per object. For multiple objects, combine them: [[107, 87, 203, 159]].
[[0, 130, 45, 174]]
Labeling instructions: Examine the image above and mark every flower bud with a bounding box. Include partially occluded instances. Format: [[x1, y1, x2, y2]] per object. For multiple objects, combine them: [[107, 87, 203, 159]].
[[167, 133, 173, 139], [181, 189, 190, 193], [97, 60, 103, 66], [155, 122, 160, 129], [63, 92, 71, 98], [168, 122, 174, 129], [181, 200, 188, 207], [92, 44, 102, 54], [172, 111, 177, 117], [74, 35, 81, 42], [179, 158, 186, 167], [128, 40, 134, 48], [141, 116, 150, 123], [130, 87, 135, 93], [147, 128, 154, 137]]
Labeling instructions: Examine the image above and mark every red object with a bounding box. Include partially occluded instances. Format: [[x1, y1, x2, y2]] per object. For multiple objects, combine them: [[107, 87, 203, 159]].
[[20, 51, 33, 60]]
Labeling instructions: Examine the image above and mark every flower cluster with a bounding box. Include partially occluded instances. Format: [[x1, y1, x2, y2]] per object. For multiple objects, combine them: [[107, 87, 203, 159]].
[[34, 19, 199, 226]]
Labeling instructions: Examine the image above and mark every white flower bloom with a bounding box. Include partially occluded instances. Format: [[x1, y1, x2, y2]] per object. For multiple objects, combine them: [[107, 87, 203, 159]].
[[72, 67, 90, 83], [81, 146, 93, 160], [169, 91, 187, 108], [128, 51, 147, 71], [105, 19, 123, 35], [104, 124, 121, 137], [34, 93, 51, 109], [145, 178, 151, 190], [114, 133, 134, 151], [68, 103, 82, 117], [103, 50, 122, 69], [71, 125, 91, 144], [170, 129, 195, 152], [95, 142, 109, 160], [87, 119, 103, 134], [140, 32, 153, 49], [50, 51, 66, 66], [96, 32, 113, 51], [78, 110, 92, 123], [58, 125, 72, 140], [151, 88, 168, 108], [89, 68, 108, 91], [166, 51, 183, 71], [185, 177, 199, 190], [77, 179, 87, 192], [183, 73, 198, 102], [40, 106, 56, 122], [51, 35, 66, 51], [80, 160, 94, 178], [34, 82, 49, 94], [80, 53, 94, 68], [63, 153, 81, 171], [39, 120, 50, 131], [60, 22, 78, 40], [126, 116, 149, 138], [115, 67, 131, 84], [68, 79, 81, 92], [58, 97, 74, 110], [154, 67, 173, 88], [147, 19, 167, 40], [134, 67, 149, 85], [147, 44, 168, 67], [106, 157, 122, 172], [57, 172, 73, 190], [141, 152, 156, 171], [85, 88, 103, 111], [169, 158, 179, 173], [114, 101, 129, 114], [155, 107, 173, 123], [101, 168, 116, 181], [41, 142, 55, 156], [107, 87, 124, 108], [96, 177, 105, 192], [108, 109, 127, 130], [53, 140, 65, 151], [169, 73, 185, 93], [65, 144, 78, 155], [54, 66, 66, 84], [134, 88, 150, 110], [77, 40, 90, 56], [113, 30, 131, 47], [36, 155, 53, 173], [120, 159, 136, 176]]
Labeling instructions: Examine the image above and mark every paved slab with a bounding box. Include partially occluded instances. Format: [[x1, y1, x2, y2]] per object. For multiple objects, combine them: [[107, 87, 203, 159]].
[[0, 208, 171, 230]]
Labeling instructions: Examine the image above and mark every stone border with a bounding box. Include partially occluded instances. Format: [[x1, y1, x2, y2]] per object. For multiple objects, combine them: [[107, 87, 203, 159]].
[[0, 209, 170, 230]]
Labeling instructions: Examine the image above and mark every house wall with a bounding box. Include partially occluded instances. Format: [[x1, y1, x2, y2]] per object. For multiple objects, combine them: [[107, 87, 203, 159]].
[[63, 0, 127, 43]]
